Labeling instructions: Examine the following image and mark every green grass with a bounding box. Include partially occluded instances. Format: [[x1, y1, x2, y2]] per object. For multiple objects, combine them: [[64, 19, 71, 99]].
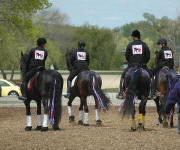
[[102, 88, 119, 93]]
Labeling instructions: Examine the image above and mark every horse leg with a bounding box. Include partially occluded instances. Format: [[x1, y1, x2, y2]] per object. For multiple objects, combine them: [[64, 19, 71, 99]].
[[24, 100, 32, 131], [41, 98, 49, 131], [154, 97, 163, 126], [95, 100, 102, 126], [131, 106, 136, 131], [138, 97, 147, 130], [161, 95, 168, 128], [83, 97, 89, 126], [35, 101, 42, 130], [78, 99, 84, 125], [67, 94, 75, 122]]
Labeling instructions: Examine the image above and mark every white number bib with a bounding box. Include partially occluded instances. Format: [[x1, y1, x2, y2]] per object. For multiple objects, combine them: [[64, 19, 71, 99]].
[[132, 45, 142, 55], [77, 52, 86, 60], [35, 50, 45, 60], [164, 50, 172, 59]]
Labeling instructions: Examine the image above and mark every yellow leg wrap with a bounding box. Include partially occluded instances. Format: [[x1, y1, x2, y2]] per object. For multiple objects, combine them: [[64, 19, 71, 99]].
[[131, 118, 136, 129], [138, 114, 143, 125], [142, 115, 145, 126]]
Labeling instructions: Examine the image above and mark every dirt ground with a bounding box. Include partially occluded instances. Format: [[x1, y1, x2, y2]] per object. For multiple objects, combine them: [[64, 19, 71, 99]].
[[0, 106, 179, 150]]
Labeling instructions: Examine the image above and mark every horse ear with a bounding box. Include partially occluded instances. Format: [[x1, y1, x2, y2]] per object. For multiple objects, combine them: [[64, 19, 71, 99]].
[[21, 52, 24, 57]]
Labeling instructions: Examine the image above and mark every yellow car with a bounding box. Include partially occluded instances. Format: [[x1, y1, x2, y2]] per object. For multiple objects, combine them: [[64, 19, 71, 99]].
[[0, 79, 21, 96]]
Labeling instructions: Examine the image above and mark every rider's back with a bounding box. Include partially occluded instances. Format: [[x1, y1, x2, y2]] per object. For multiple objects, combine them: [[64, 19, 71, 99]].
[[27, 47, 48, 70], [125, 40, 150, 65]]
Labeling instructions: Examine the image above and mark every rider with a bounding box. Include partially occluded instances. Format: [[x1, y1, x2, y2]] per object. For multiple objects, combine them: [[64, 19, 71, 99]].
[[117, 30, 151, 98], [65, 40, 90, 98], [153, 38, 174, 75], [19, 38, 48, 101], [151, 38, 174, 97]]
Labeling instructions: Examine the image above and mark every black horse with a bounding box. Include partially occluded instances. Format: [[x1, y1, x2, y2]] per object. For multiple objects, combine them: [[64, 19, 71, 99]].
[[66, 70, 111, 126], [20, 52, 63, 131], [122, 66, 151, 131], [154, 68, 176, 127]]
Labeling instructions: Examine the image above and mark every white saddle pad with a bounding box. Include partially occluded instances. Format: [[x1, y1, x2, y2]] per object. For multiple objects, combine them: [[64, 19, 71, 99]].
[[71, 76, 77, 87]]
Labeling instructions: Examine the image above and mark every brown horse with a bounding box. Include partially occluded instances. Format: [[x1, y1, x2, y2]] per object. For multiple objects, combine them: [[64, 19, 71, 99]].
[[66, 70, 111, 126], [154, 68, 176, 127]]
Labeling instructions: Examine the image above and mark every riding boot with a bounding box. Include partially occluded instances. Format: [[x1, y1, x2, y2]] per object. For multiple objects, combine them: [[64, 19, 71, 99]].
[[116, 77, 124, 99], [18, 81, 28, 101], [64, 80, 71, 98]]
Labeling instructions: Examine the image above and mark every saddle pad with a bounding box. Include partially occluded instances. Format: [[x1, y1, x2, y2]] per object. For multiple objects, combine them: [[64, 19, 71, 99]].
[[27, 72, 39, 91], [71, 76, 77, 87]]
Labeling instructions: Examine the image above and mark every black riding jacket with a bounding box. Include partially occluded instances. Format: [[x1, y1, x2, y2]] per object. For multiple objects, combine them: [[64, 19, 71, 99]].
[[27, 46, 48, 70], [125, 40, 150, 66], [71, 49, 89, 70], [155, 47, 174, 70]]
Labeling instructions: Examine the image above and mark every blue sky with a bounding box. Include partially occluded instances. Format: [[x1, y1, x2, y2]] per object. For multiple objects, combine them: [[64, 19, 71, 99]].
[[50, 0, 180, 29]]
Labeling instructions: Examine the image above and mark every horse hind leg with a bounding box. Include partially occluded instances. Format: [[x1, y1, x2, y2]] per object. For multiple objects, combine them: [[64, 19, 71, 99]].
[[154, 97, 163, 126], [24, 100, 32, 131], [67, 94, 75, 123], [41, 98, 49, 131], [161, 95, 168, 128], [83, 96, 89, 126], [35, 101, 42, 130], [138, 98, 147, 131], [78, 99, 84, 125], [95, 99, 102, 126]]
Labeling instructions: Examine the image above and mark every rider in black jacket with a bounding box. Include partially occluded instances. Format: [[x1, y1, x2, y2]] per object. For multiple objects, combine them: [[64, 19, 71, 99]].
[[19, 38, 48, 101], [117, 30, 151, 98], [153, 38, 174, 74], [65, 40, 89, 98]]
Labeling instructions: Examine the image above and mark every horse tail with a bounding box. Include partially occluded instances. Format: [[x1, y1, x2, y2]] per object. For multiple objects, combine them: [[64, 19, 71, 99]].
[[49, 75, 63, 129], [123, 69, 140, 117], [89, 73, 111, 111]]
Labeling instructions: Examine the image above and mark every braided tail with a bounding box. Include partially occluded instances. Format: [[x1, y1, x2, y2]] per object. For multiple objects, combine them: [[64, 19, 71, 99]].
[[89, 73, 111, 111]]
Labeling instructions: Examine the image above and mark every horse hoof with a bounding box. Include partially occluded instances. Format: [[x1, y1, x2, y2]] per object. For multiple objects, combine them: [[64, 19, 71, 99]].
[[78, 120, 83, 125], [96, 120, 102, 126], [163, 122, 168, 128], [53, 126, 60, 131], [35, 126, 41, 130], [41, 127, 48, 131], [69, 116, 75, 122], [25, 126, 32, 131], [84, 124, 89, 126]]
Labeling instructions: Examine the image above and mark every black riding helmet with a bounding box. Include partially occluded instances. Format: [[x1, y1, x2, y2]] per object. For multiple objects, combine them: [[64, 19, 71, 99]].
[[157, 38, 167, 45], [78, 40, 86, 48], [37, 38, 47, 47], [131, 30, 141, 39]]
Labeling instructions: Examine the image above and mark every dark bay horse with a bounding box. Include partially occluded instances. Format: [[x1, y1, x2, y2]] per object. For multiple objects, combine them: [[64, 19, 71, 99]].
[[154, 68, 176, 127], [66, 70, 111, 126], [122, 66, 151, 131], [20, 52, 63, 131]]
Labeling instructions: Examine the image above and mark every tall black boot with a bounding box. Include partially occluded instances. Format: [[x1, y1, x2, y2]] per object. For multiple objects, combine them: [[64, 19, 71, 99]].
[[18, 81, 27, 101], [64, 80, 71, 98], [116, 77, 124, 99]]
